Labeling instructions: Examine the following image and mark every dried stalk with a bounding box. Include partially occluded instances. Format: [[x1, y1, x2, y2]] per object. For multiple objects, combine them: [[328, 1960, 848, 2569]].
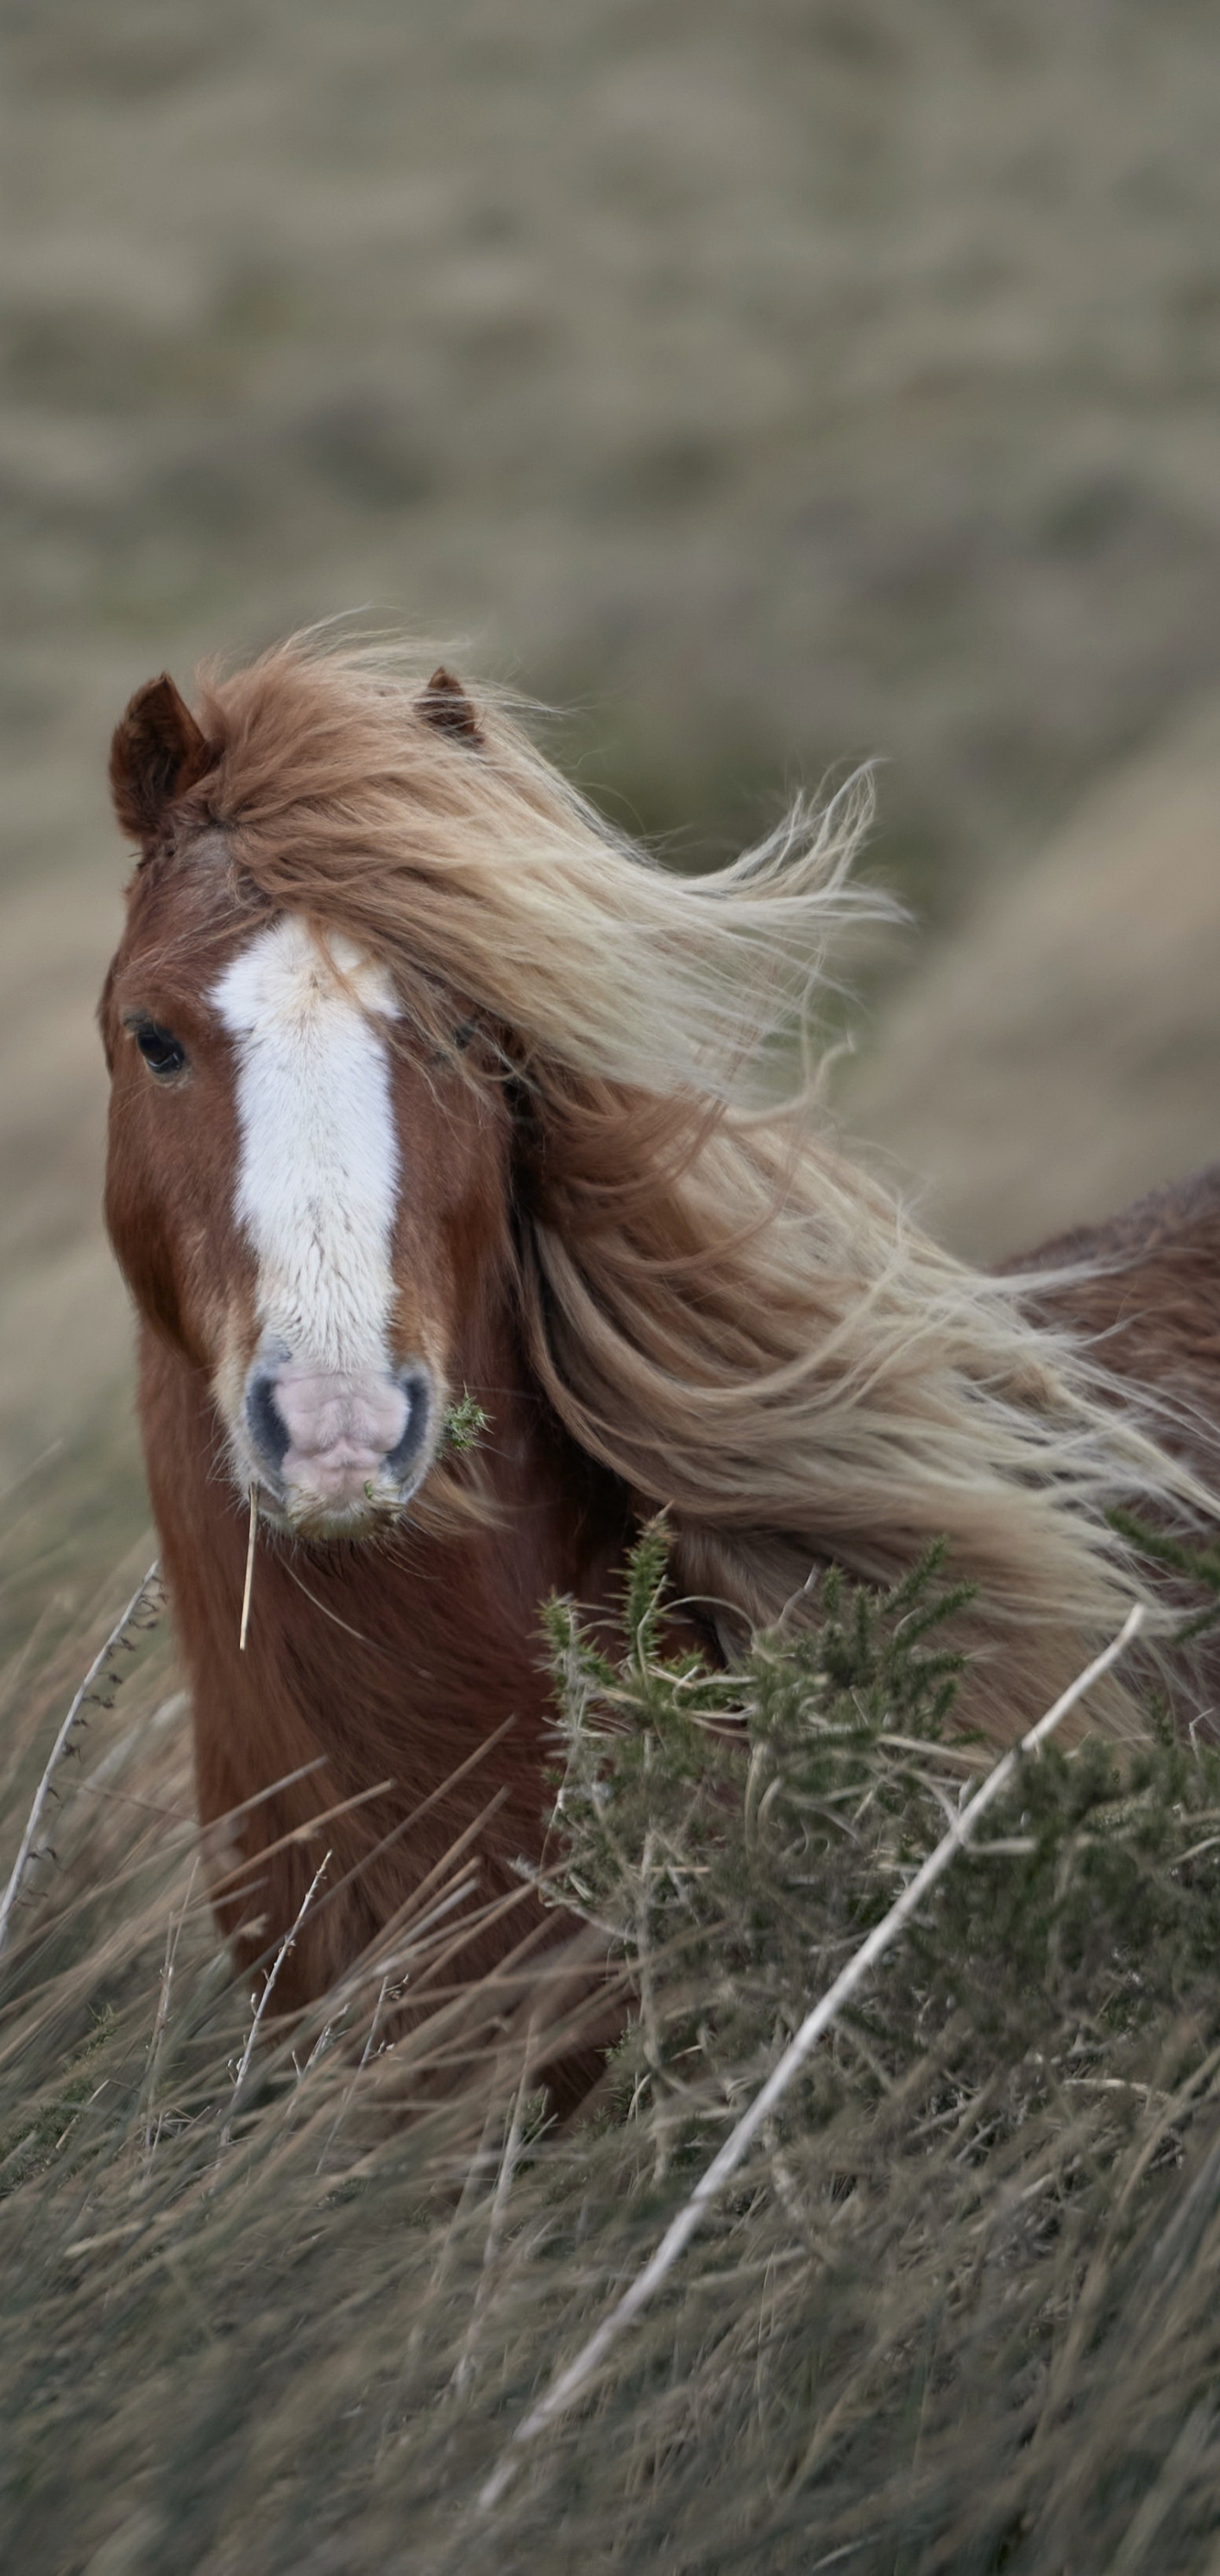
[[239, 1486, 258, 1651], [143, 1854, 199, 2175], [0, 1560, 163, 1958], [220, 1847, 331, 2147], [452, 2055, 535, 2393]]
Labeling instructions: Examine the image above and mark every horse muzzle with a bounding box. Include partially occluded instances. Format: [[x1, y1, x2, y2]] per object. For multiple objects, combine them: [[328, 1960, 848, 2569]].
[[241, 1355, 436, 1537]]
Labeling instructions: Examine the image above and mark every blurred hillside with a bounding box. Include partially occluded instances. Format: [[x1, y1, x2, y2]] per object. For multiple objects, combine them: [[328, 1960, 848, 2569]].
[[4, 0, 1220, 1498], [8, 0, 1220, 897], [846, 691, 1220, 1262]]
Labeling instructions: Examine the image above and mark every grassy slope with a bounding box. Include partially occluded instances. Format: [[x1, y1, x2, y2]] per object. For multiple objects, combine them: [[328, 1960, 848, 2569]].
[[8, 0, 1220, 902], [4, 1537, 1220, 2572], [844, 693, 1220, 1261]]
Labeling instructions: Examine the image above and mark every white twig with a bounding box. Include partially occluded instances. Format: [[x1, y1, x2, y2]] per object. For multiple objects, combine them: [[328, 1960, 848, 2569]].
[[143, 1854, 198, 2174], [0, 1560, 163, 1957], [315, 1971, 390, 2174], [453, 2052, 535, 2394], [239, 1486, 258, 1652], [220, 1849, 331, 2147], [477, 1604, 1145, 2510]]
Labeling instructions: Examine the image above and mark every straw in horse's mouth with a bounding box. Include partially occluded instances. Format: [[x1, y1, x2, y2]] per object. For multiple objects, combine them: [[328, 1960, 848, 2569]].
[[276, 1475, 409, 1541]]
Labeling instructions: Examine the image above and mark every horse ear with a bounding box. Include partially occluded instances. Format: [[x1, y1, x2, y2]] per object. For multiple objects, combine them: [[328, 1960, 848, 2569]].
[[109, 675, 217, 843], [416, 666, 484, 748]]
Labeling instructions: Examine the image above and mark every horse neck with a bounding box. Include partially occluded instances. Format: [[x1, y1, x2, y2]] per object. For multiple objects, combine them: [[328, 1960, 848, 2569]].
[[137, 1315, 632, 1859]]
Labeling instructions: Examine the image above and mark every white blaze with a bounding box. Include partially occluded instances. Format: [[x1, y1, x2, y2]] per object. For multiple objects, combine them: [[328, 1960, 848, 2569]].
[[212, 914, 401, 1372]]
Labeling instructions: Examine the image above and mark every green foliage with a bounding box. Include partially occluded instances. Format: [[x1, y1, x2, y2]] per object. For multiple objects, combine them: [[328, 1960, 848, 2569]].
[[547, 1523, 1220, 2161], [441, 1390, 491, 1453]]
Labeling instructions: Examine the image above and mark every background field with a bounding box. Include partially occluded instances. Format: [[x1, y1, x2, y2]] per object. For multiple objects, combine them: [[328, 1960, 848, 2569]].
[[6, 12, 1220, 2563]]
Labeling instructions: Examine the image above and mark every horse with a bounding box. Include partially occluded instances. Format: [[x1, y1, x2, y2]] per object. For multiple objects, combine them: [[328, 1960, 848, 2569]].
[[99, 636, 1220, 2028]]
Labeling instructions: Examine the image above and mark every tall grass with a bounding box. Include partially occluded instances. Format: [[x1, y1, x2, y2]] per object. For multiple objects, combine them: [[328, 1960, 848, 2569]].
[[4, 1510, 1220, 2571]]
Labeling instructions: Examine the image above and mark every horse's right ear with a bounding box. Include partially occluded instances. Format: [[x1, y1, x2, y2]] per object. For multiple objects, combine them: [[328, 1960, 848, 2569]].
[[416, 666, 485, 748], [109, 675, 217, 844]]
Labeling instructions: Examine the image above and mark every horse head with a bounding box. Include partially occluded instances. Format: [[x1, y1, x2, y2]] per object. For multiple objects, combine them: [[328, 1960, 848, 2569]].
[[101, 668, 513, 1543], [98, 635, 1204, 1840]]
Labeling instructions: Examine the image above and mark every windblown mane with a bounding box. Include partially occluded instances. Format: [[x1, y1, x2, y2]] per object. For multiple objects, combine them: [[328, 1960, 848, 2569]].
[[180, 636, 1214, 1740]]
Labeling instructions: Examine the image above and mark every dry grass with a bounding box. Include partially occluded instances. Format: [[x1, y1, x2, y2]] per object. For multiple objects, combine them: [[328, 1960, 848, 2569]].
[[5, 1515, 1220, 2572]]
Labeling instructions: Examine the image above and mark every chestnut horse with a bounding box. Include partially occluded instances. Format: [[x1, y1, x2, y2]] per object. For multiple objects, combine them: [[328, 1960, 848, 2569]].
[[100, 639, 1220, 2020]]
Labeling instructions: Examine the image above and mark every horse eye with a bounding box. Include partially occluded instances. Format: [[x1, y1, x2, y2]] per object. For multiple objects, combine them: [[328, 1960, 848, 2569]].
[[135, 1022, 187, 1078]]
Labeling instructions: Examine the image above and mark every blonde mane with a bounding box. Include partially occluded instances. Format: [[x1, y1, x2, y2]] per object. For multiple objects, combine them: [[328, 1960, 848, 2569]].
[[184, 636, 1213, 1742]]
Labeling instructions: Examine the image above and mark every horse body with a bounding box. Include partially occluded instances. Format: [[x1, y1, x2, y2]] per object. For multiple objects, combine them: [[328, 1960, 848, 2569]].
[[1008, 1164, 1220, 1474], [99, 641, 1220, 2018]]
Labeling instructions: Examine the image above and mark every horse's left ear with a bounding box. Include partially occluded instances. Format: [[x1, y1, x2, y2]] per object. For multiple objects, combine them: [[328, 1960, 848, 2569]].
[[416, 666, 484, 748], [109, 674, 218, 844]]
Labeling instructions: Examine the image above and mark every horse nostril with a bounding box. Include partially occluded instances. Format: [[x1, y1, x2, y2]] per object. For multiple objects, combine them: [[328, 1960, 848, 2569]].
[[385, 1367, 434, 1481], [247, 1372, 290, 1474]]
